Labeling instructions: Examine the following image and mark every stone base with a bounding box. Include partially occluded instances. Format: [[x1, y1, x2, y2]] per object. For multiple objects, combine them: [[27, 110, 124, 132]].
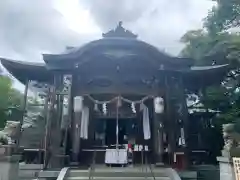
[[155, 162, 165, 167], [222, 148, 240, 158], [0, 155, 21, 180], [49, 154, 68, 168], [70, 161, 80, 167], [0, 145, 18, 156], [217, 156, 235, 180]]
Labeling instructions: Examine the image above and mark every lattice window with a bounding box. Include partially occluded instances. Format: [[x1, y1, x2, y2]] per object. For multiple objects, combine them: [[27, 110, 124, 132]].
[[233, 157, 240, 180]]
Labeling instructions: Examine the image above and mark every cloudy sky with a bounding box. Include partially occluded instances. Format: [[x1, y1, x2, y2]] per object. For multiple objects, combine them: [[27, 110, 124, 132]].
[[0, 0, 214, 89]]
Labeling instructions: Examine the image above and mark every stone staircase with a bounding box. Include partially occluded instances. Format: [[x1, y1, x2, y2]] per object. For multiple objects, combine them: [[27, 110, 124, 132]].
[[18, 165, 197, 180], [20, 113, 45, 149], [18, 163, 43, 180], [63, 166, 181, 180]]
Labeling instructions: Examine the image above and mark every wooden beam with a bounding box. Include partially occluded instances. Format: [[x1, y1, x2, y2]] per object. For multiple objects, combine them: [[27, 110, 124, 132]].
[[16, 79, 29, 148], [179, 75, 190, 168], [43, 87, 50, 169], [164, 75, 176, 164]]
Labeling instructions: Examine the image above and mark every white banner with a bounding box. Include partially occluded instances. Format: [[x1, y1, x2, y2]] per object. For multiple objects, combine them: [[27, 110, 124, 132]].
[[142, 104, 151, 140], [80, 106, 89, 139]]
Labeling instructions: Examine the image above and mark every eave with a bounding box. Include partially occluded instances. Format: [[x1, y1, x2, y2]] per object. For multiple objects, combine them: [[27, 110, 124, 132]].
[[0, 58, 53, 84]]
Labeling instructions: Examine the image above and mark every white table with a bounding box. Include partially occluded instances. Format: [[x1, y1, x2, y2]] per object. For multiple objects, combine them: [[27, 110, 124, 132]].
[[105, 149, 128, 165]]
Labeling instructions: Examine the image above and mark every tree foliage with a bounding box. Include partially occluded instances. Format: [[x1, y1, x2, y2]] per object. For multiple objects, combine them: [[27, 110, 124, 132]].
[[0, 76, 12, 111], [204, 0, 240, 34], [181, 0, 240, 124], [180, 31, 240, 65], [180, 29, 211, 63], [0, 76, 22, 128]]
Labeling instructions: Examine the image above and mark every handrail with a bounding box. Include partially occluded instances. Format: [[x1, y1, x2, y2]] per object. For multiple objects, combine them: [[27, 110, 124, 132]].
[[141, 149, 147, 179], [145, 153, 156, 180], [141, 148, 156, 180], [35, 167, 69, 180], [88, 150, 97, 180], [141, 148, 144, 171], [43, 150, 51, 169], [57, 167, 70, 180]]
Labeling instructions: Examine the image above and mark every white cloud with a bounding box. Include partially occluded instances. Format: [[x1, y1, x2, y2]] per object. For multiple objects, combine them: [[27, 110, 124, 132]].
[[0, 0, 214, 89], [79, 0, 214, 54], [55, 0, 101, 35], [0, 0, 95, 62], [0, 0, 214, 61], [0, 0, 96, 89]]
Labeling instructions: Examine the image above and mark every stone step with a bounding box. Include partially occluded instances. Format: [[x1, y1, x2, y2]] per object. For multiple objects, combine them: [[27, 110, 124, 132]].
[[66, 168, 173, 180], [36, 167, 183, 180], [68, 168, 168, 178], [66, 177, 171, 180], [68, 172, 168, 178], [18, 164, 43, 180], [70, 167, 167, 172], [178, 171, 197, 180]]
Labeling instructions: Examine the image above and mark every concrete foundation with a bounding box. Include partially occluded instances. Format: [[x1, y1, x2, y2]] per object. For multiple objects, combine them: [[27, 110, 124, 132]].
[[0, 155, 20, 180], [217, 156, 235, 180], [0, 145, 21, 180]]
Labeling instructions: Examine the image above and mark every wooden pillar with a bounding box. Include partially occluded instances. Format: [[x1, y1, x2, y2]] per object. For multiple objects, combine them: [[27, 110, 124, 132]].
[[179, 76, 190, 168], [43, 88, 50, 169], [44, 84, 55, 168], [164, 75, 176, 164], [16, 79, 29, 148], [48, 74, 66, 168], [153, 74, 165, 166], [72, 107, 82, 163], [153, 112, 164, 166], [61, 74, 73, 165], [71, 76, 82, 164]]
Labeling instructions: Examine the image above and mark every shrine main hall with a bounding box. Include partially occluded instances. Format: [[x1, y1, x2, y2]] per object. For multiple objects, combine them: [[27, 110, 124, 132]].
[[1, 23, 228, 169]]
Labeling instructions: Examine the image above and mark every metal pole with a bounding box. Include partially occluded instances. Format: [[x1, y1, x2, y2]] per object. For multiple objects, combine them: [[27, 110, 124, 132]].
[[16, 79, 29, 148], [43, 88, 50, 168], [116, 96, 119, 149]]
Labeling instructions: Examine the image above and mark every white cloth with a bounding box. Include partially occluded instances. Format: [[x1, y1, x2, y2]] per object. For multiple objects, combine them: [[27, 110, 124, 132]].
[[61, 104, 68, 129], [80, 106, 89, 139], [180, 128, 186, 146], [105, 149, 128, 164], [142, 104, 151, 140]]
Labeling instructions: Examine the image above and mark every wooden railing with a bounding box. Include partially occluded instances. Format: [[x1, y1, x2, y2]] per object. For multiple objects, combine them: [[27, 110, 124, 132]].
[[141, 149, 156, 180], [88, 150, 97, 180], [233, 157, 240, 180], [56, 167, 70, 180]]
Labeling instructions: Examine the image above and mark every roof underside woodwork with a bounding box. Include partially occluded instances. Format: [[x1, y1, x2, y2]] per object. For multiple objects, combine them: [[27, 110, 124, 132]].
[[0, 24, 229, 93], [0, 57, 229, 95], [1, 58, 53, 83], [43, 38, 194, 70]]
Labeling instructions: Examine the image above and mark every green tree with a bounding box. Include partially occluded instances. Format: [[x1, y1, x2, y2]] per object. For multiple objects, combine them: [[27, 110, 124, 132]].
[[180, 0, 240, 124], [180, 31, 240, 65], [180, 29, 210, 62], [0, 76, 22, 128], [180, 30, 240, 123], [204, 0, 240, 34], [0, 76, 12, 109]]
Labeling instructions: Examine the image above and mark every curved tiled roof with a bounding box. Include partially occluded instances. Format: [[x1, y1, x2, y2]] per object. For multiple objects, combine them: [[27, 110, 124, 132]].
[[0, 58, 53, 84]]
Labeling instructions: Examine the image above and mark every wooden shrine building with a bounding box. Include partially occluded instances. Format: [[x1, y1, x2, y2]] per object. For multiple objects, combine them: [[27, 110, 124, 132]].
[[1, 22, 229, 169]]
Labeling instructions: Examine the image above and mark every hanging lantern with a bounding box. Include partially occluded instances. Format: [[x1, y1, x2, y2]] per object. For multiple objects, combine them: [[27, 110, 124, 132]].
[[117, 96, 122, 107], [94, 103, 99, 111], [63, 104, 68, 116], [180, 128, 186, 146], [73, 96, 83, 112], [102, 103, 107, 115], [154, 97, 164, 114], [139, 102, 144, 111], [131, 102, 136, 114]]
